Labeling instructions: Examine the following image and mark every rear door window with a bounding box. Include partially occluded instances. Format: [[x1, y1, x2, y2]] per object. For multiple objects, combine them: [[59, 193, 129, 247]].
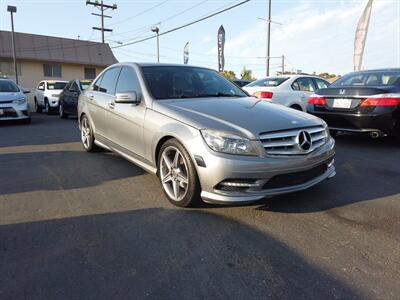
[[314, 78, 330, 89], [296, 77, 315, 92]]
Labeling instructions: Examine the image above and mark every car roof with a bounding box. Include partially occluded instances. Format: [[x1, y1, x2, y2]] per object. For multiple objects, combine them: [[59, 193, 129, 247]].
[[349, 68, 400, 74], [116, 62, 214, 71]]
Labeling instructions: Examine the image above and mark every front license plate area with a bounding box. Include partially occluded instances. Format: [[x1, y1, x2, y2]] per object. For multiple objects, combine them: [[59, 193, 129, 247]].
[[333, 98, 352, 109]]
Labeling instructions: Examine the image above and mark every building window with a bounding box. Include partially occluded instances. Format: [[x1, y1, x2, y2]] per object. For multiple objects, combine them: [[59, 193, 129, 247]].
[[84, 67, 96, 79], [0, 61, 22, 76], [43, 64, 62, 77]]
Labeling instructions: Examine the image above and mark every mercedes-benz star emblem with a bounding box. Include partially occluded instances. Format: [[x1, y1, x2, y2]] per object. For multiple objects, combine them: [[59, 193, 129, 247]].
[[297, 131, 312, 151]]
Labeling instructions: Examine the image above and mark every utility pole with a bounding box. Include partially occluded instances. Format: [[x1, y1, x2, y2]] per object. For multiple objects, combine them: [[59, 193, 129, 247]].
[[86, 0, 117, 43], [266, 0, 271, 77], [281, 54, 285, 74], [7, 5, 18, 84]]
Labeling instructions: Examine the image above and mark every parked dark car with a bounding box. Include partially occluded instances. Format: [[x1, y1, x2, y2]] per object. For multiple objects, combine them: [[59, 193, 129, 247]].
[[58, 80, 92, 118], [307, 68, 400, 138], [233, 79, 252, 87]]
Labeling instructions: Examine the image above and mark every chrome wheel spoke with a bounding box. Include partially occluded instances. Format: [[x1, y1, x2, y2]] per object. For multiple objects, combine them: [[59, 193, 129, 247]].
[[162, 172, 172, 183], [177, 173, 188, 185], [172, 151, 180, 168], [162, 153, 173, 171], [172, 180, 180, 200]]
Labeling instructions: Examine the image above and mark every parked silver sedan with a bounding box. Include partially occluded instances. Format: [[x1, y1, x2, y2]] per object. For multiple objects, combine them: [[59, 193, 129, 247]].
[[0, 78, 30, 123], [78, 63, 335, 207]]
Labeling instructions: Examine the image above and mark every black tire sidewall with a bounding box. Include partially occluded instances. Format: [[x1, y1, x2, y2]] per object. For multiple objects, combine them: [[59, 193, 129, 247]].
[[158, 139, 201, 207]]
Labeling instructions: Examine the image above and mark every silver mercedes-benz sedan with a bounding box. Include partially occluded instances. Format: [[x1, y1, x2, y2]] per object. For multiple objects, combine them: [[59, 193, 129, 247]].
[[78, 63, 335, 207]]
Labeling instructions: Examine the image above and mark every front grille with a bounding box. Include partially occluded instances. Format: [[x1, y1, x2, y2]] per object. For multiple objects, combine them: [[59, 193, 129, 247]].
[[259, 126, 327, 155], [0, 100, 13, 104], [0, 107, 18, 118], [263, 163, 328, 189]]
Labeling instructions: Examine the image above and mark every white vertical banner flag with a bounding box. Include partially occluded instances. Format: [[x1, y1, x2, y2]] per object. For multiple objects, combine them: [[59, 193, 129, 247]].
[[183, 42, 189, 64], [353, 0, 374, 71]]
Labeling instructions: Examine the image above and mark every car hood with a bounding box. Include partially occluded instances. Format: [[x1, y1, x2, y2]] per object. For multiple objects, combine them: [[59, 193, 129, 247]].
[[153, 97, 322, 139], [0, 92, 24, 102]]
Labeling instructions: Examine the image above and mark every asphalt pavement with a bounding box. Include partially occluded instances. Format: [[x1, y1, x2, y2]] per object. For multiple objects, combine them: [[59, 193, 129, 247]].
[[1, 113, 399, 300]]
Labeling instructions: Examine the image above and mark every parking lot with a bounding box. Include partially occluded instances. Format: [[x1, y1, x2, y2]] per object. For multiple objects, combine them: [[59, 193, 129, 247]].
[[1, 113, 399, 299]]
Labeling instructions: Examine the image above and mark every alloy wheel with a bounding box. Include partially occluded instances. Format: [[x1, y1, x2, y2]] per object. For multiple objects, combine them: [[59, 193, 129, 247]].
[[81, 117, 91, 149], [160, 146, 189, 202]]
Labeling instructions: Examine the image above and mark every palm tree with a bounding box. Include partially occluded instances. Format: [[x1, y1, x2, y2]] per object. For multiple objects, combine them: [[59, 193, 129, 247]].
[[240, 67, 254, 81]]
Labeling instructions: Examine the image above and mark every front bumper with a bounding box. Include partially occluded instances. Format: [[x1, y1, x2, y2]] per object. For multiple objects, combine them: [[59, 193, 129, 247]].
[[187, 136, 335, 204], [308, 106, 398, 134], [0, 102, 30, 121], [48, 96, 60, 107]]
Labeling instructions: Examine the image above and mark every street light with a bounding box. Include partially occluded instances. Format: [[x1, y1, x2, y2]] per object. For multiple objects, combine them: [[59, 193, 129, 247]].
[[151, 26, 160, 63], [7, 5, 18, 84]]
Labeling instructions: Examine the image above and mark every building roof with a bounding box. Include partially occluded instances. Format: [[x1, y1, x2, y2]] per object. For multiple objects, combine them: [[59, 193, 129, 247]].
[[0, 30, 118, 67]]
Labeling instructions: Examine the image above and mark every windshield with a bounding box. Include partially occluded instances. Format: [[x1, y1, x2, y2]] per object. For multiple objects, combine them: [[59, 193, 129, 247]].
[[245, 77, 289, 87], [79, 80, 92, 90], [142, 66, 247, 100], [332, 71, 400, 87], [0, 80, 19, 92], [47, 82, 67, 90]]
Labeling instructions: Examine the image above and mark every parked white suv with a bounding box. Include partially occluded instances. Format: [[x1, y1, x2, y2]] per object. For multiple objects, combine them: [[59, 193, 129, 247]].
[[34, 80, 68, 114], [243, 75, 330, 111]]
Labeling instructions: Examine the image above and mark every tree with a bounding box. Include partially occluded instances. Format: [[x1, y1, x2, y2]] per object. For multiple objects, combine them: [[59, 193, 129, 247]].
[[318, 72, 337, 80], [240, 67, 254, 81], [221, 70, 236, 80]]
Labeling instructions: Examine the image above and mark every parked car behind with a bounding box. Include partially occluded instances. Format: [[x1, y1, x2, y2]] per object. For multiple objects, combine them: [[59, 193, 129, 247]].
[[78, 63, 335, 207], [243, 75, 330, 111], [307, 68, 400, 138], [233, 79, 252, 87], [34, 80, 68, 114], [0, 78, 30, 123], [58, 79, 92, 118]]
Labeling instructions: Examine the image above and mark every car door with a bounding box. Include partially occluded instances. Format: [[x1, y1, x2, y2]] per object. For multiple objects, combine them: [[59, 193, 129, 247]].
[[88, 67, 121, 142], [59, 81, 71, 106], [36, 82, 45, 105], [292, 77, 316, 110], [106, 65, 146, 158], [68, 81, 80, 114]]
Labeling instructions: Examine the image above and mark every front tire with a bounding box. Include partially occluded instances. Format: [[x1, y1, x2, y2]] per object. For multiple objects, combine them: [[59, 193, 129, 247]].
[[59, 103, 68, 119], [45, 101, 52, 115], [80, 115, 99, 152], [158, 139, 201, 207], [35, 98, 42, 113]]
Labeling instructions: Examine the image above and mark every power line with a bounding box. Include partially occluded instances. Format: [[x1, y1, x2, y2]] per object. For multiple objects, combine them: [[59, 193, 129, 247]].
[[109, 0, 210, 40], [112, 0, 251, 49], [109, 0, 169, 27], [86, 0, 117, 43]]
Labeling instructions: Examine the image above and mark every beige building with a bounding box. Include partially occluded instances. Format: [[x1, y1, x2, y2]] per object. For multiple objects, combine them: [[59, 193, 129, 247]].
[[0, 30, 118, 104]]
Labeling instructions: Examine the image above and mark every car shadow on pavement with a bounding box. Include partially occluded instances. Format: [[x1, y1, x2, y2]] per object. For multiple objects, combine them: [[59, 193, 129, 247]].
[[0, 151, 144, 196], [0, 208, 361, 299], [258, 135, 400, 213]]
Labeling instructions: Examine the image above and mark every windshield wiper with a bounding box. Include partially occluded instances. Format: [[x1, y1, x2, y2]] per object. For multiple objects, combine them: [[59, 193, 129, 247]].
[[196, 92, 245, 98]]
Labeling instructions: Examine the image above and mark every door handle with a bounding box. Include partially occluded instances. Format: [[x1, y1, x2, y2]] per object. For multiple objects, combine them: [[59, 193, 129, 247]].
[[108, 101, 115, 109]]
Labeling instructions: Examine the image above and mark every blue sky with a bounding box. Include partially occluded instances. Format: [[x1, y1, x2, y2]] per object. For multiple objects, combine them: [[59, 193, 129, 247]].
[[0, 0, 399, 78]]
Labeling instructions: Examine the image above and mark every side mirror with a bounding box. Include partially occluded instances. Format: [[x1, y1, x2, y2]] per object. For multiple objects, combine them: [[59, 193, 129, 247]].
[[115, 91, 140, 104], [23, 89, 30, 94]]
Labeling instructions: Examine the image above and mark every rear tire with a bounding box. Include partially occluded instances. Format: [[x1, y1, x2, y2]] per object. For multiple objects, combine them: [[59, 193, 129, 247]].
[[59, 103, 68, 119], [290, 104, 303, 111], [158, 138, 201, 207], [34, 98, 42, 113]]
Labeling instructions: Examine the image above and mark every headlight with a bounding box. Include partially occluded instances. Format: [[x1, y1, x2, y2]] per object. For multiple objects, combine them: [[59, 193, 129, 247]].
[[201, 129, 259, 156], [321, 120, 330, 139], [13, 98, 26, 105], [51, 94, 59, 98]]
